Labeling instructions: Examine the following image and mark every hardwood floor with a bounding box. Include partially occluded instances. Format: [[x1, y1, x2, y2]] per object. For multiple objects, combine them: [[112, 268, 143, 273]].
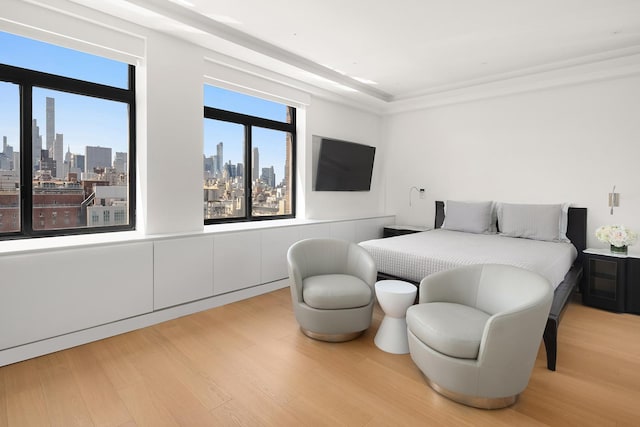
[[1, 288, 639, 426]]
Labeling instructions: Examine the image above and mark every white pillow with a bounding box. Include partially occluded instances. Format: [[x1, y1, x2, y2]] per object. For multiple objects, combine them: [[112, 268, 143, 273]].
[[559, 202, 571, 242], [442, 200, 496, 234], [498, 203, 565, 242]]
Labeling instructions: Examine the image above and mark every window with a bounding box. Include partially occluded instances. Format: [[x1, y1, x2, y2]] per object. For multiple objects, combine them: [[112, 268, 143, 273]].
[[0, 31, 135, 239], [203, 85, 295, 223]]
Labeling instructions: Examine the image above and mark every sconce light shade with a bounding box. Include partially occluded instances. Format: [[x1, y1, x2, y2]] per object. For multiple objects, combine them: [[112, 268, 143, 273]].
[[609, 185, 620, 215]]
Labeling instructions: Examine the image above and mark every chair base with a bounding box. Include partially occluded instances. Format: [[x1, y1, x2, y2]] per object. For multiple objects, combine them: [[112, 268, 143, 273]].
[[424, 375, 519, 409], [300, 327, 364, 343]]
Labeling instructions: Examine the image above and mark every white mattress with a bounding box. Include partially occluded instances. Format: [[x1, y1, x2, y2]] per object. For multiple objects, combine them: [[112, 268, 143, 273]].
[[359, 229, 577, 290]]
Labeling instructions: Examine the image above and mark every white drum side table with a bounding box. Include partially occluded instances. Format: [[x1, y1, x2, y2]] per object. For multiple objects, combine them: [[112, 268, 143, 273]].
[[374, 280, 417, 354]]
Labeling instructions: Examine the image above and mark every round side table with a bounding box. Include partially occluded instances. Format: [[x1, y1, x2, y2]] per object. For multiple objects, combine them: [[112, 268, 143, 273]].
[[374, 280, 417, 354]]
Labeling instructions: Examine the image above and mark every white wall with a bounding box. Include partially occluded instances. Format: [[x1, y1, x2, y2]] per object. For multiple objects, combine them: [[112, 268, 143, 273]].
[[0, 0, 391, 365], [304, 97, 385, 219], [142, 33, 205, 234], [383, 75, 640, 248]]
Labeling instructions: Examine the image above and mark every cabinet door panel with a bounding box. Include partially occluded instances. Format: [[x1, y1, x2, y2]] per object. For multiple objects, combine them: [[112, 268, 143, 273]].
[[626, 258, 640, 314], [330, 221, 356, 242], [213, 232, 261, 295], [154, 236, 214, 309], [298, 223, 330, 240], [0, 242, 153, 350], [261, 227, 300, 283], [584, 255, 625, 312], [355, 218, 383, 242]]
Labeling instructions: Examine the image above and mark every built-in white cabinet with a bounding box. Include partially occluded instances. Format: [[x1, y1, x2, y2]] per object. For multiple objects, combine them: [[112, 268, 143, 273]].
[[356, 217, 392, 242], [0, 242, 153, 350], [297, 223, 331, 240], [0, 216, 393, 364], [213, 231, 261, 295], [330, 221, 358, 242], [328, 217, 392, 243], [260, 227, 300, 284], [154, 236, 214, 309]]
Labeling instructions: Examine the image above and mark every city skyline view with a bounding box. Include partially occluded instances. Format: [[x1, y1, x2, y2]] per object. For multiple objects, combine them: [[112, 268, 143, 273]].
[[204, 85, 290, 183], [1, 31, 291, 183], [2, 29, 294, 231], [0, 31, 129, 159], [0, 30, 134, 234]]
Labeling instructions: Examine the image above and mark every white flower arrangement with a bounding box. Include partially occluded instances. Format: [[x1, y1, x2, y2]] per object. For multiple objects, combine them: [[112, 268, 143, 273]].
[[595, 225, 637, 248]]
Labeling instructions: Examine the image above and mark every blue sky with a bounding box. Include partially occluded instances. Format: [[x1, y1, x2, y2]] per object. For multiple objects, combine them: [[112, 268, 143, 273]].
[[0, 31, 129, 158], [1, 31, 290, 182]]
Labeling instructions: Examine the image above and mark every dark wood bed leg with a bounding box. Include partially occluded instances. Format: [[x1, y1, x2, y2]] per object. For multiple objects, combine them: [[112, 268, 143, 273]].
[[543, 318, 558, 371]]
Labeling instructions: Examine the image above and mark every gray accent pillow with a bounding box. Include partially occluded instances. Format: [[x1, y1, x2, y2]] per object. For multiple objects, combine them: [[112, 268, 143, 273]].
[[498, 203, 562, 242], [442, 200, 496, 234]]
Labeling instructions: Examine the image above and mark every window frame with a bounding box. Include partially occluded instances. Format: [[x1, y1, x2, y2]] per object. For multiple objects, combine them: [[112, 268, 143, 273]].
[[203, 104, 296, 224], [0, 62, 136, 239]]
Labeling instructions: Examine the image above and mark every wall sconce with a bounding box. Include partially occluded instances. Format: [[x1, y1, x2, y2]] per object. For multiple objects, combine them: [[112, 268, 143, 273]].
[[409, 186, 425, 207], [609, 185, 620, 215]]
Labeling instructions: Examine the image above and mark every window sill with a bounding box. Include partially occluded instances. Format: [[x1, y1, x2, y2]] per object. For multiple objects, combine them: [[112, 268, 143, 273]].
[[0, 216, 393, 256], [0, 218, 320, 256], [0, 230, 147, 256]]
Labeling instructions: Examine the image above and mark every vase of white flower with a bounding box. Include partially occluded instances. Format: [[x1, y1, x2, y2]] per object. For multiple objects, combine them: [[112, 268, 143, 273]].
[[595, 225, 637, 255], [610, 244, 627, 254]]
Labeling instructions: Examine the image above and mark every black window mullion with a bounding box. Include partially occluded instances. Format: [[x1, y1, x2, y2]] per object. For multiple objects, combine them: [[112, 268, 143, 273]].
[[0, 64, 131, 104], [127, 64, 137, 228], [245, 125, 253, 220], [20, 84, 33, 235], [289, 107, 297, 219], [204, 106, 294, 134]]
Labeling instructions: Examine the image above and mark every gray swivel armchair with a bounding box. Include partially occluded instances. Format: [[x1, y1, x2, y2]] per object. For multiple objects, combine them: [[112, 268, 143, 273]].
[[287, 238, 377, 342], [406, 264, 553, 409]]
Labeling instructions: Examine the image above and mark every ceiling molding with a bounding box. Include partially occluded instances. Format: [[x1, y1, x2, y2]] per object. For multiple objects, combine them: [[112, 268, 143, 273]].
[[202, 52, 387, 116], [124, 0, 393, 102], [385, 49, 640, 115], [392, 45, 640, 101]]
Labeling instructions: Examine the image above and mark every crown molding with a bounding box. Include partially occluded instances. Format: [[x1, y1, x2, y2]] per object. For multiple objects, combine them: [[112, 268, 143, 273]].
[[123, 0, 393, 102], [384, 46, 640, 115]]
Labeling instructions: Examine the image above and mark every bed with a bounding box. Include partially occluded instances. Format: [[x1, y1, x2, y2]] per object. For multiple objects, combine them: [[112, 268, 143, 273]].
[[360, 201, 587, 371]]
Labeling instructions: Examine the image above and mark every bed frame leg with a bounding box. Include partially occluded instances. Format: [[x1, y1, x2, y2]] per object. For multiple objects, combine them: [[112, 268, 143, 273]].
[[543, 319, 557, 371]]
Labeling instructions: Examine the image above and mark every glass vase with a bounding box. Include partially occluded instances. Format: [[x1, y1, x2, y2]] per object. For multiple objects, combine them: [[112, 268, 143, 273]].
[[610, 244, 628, 254]]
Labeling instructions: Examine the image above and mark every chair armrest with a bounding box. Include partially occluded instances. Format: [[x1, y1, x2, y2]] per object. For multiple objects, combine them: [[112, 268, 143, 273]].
[[347, 245, 377, 287]]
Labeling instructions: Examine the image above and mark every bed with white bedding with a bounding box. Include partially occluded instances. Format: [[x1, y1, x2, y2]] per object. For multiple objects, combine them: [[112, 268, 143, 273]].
[[360, 200, 587, 371], [360, 229, 577, 289]]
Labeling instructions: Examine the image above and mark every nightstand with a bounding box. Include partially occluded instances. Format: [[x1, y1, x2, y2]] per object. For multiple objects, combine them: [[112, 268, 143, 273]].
[[383, 225, 431, 238], [583, 248, 640, 314]]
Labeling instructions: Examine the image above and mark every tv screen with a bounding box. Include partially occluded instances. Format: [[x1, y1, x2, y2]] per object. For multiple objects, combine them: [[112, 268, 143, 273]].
[[314, 138, 375, 191]]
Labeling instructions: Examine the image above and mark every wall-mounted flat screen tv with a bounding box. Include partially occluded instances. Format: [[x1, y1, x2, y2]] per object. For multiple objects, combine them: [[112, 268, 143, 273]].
[[314, 138, 375, 191]]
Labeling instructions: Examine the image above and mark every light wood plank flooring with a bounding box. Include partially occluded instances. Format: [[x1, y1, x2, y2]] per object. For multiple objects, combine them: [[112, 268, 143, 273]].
[[1, 288, 639, 426]]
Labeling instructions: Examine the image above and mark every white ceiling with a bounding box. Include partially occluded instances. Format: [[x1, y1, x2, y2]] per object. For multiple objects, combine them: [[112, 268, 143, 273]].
[[70, 0, 640, 104]]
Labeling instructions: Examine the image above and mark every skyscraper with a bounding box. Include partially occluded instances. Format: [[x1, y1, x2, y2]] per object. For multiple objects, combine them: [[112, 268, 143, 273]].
[[261, 166, 275, 187], [32, 119, 42, 172], [46, 97, 55, 153], [252, 147, 259, 182], [216, 142, 223, 176], [54, 133, 63, 178], [114, 152, 127, 174], [85, 146, 112, 174]]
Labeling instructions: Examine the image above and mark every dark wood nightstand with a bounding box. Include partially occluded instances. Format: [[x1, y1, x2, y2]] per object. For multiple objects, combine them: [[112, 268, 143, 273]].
[[383, 225, 431, 238], [583, 248, 640, 313]]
